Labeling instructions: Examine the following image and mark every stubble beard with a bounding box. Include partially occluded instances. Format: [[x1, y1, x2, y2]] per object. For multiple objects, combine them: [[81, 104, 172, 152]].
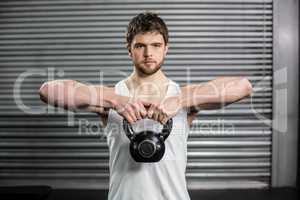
[[135, 59, 164, 76]]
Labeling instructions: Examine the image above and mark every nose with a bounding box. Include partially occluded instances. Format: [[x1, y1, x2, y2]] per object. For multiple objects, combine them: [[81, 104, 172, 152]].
[[144, 46, 152, 57]]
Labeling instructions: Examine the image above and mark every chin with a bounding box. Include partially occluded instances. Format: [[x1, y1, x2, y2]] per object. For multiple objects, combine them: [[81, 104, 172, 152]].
[[142, 67, 161, 75], [134, 61, 162, 75], [136, 67, 154, 75]]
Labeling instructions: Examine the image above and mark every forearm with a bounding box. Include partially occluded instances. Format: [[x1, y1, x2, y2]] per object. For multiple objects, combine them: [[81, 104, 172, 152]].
[[180, 77, 253, 110], [38, 80, 117, 111]]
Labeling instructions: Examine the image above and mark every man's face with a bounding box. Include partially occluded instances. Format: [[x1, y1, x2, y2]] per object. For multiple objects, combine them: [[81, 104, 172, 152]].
[[128, 31, 168, 76]]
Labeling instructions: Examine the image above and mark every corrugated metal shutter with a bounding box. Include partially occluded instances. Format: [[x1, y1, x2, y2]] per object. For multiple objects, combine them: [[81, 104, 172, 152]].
[[0, 0, 272, 189]]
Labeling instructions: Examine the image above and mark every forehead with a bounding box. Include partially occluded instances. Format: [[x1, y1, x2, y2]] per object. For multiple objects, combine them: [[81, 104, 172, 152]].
[[132, 32, 165, 44]]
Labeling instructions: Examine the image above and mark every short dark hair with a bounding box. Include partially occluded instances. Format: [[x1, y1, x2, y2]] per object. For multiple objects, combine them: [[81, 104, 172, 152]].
[[126, 11, 169, 50]]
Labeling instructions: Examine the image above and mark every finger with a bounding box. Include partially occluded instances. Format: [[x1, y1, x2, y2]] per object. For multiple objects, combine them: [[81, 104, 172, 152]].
[[158, 112, 167, 124], [138, 101, 148, 118], [136, 110, 142, 120], [152, 108, 160, 122], [158, 106, 168, 124], [126, 106, 137, 123], [147, 104, 155, 119], [161, 115, 169, 125], [161, 118, 168, 125], [124, 113, 134, 124], [132, 102, 142, 120]]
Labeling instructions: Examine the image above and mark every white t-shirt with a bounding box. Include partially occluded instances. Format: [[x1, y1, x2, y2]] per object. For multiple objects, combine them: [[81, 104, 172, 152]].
[[104, 79, 191, 200]]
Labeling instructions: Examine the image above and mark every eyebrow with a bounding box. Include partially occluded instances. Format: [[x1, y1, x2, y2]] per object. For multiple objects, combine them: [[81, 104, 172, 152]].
[[134, 42, 163, 46]]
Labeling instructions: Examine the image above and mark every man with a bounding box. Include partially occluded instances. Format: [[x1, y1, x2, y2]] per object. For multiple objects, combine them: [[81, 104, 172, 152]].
[[39, 12, 252, 200]]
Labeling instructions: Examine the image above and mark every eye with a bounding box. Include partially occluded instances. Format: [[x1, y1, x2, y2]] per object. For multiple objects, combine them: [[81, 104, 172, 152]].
[[153, 44, 161, 48], [135, 44, 143, 49]]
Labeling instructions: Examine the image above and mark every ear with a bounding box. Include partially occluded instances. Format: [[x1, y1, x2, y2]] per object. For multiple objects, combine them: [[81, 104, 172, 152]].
[[128, 47, 132, 58], [164, 44, 169, 56]]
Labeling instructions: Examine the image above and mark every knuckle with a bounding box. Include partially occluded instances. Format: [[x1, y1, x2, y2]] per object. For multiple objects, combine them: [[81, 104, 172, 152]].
[[132, 101, 139, 108], [141, 111, 146, 118]]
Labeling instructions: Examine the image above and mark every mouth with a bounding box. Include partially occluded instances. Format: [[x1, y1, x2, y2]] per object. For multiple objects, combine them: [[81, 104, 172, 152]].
[[144, 60, 156, 64]]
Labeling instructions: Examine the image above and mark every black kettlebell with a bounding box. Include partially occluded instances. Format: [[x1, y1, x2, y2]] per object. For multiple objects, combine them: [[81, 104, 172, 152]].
[[123, 118, 173, 163]]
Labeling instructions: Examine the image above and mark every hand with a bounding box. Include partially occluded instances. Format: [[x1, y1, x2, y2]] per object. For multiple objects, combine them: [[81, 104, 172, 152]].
[[144, 95, 182, 124], [114, 95, 148, 124]]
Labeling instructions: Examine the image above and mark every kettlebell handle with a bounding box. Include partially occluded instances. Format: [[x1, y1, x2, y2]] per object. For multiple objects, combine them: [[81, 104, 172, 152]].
[[123, 118, 173, 140]]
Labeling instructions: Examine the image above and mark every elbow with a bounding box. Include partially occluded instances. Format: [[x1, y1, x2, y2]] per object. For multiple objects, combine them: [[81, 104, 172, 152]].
[[39, 82, 49, 103], [241, 77, 253, 96], [38, 79, 75, 103]]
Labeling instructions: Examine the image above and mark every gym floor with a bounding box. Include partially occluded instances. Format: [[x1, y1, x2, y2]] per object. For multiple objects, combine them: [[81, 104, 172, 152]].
[[48, 188, 299, 200], [0, 187, 299, 200]]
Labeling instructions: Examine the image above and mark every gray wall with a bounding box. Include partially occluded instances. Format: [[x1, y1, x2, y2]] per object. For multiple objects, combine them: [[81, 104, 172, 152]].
[[272, 0, 299, 187], [0, 0, 295, 189]]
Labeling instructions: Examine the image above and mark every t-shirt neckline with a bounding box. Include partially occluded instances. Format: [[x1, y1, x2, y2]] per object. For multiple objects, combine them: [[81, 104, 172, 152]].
[[121, 78, 172, 98]]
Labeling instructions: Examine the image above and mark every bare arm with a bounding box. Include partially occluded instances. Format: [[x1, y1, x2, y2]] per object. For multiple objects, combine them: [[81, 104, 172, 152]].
[[38, 80, 117, 114], [38, 79, 148, 123], [180, 77, 253, 113]]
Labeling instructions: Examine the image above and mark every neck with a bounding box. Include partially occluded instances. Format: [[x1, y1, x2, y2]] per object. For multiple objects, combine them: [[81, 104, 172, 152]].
[[132, 68, 168, 85], [125, 69, 169, 99]]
